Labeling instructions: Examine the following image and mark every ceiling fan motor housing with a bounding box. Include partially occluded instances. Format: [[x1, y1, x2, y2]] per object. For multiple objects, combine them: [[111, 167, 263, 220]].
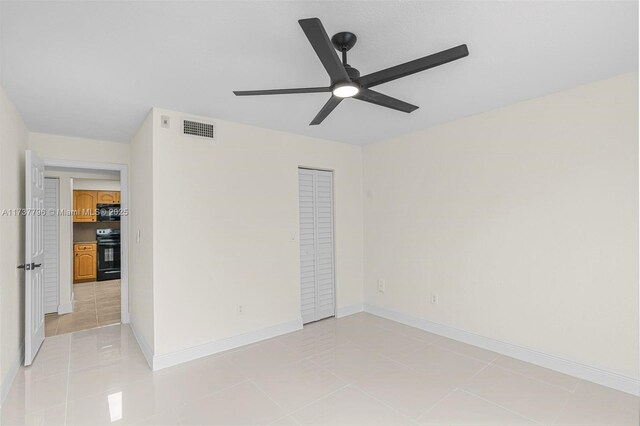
[[343, 65, 360, 80]]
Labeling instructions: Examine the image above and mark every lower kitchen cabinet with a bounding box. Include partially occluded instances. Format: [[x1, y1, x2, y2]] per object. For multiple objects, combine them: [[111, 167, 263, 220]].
[[74, 243, 97, 282]]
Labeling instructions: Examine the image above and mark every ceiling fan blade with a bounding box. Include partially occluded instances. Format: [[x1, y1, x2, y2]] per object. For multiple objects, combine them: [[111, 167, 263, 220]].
[[299, 18, 350, 84], [233, 87, 331, 96], [359, 44, 469, 88], [310, 96, 343, 125], [354, 88, 418, 113]]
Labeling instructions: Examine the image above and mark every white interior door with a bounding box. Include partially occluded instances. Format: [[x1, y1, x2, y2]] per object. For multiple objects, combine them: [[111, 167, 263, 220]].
[[24, 150, 46, 366], [298, 168, 335, 324], [43, 178, 59, 314]]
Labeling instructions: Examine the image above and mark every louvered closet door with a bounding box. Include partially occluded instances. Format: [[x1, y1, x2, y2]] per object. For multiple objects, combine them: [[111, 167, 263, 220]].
[[299, 168, 335, 324], [43, 178, 59, 314]]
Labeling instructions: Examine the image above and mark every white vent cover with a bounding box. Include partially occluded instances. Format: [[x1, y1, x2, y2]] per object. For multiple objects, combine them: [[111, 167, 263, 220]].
[[183, 119, 215, 139]]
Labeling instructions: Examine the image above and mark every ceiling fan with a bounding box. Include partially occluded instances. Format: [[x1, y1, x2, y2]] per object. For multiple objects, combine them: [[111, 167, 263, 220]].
[[233, 18, 469, 125]]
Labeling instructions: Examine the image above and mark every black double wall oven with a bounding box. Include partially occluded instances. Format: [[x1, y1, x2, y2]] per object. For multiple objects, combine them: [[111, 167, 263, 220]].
[[96, 228, 121, 281]]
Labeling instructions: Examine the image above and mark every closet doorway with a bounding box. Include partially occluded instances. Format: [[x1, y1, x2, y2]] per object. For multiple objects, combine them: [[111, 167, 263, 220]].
[[298, 168, 335, 324]]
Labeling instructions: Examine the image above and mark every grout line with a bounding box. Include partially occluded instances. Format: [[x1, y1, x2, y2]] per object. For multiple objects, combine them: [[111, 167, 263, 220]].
[[248, 378, 289, 413], [173, 378, 251, 422], [458, 388, 545, 425], [93, 282, 98, 328], [350, 383, 421, 425], [63, 335, 71, 426], [270, 414, 300, 425], [488, 361, 579, 394], [412, 386, 459, 421], [467, 354, 496, 381], [287, 383, 352, 421], [549, 380, 581, 425]]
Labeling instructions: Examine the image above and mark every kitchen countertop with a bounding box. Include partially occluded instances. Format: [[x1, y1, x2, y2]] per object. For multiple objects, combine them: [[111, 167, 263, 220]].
[[74, 241, 97, 244]]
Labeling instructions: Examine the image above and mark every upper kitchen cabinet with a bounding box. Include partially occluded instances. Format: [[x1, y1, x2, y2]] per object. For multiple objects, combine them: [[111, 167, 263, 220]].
[[97, 191, 120, 204], [73, 190, 97, 222]]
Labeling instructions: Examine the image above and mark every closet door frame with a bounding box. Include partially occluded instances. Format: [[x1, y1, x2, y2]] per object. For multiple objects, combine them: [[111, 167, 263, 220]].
[[298, 166, 336, 324]]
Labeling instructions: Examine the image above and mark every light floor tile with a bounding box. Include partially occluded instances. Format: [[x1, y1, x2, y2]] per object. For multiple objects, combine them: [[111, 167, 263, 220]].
[[21, 351, 70, 382], [350, 328, 429, 360], [374, 321, 441, 343], [270, 415, 300, 425], [66, 353, 153, 401], [4, 317, 638, 426], [394, 343, 488, 383], [493, 355, 580, 392], [461, 364, 572, 424], [224, 340, 303, 379], [432, 338, 500, 363], [65, 380, 168, 426], [277, 324, 351, 358], [353, 362, 456, 419], [177, 381, 285, 425], [417, 389, 538, 425], [553, 380, 639, 425], [151, 355, 247, 408], [1, 403, 67, 426], [291, 385, 414, 425], [308, 341, 402, 382], [133, 409, 182, 425], [251, 359, 348, 412], [1, 373, 68, 420]]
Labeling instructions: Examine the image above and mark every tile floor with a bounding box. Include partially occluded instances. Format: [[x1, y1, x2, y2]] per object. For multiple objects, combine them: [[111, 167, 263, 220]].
[[2, 312, 637, 425], [45, 280, 121, 336]]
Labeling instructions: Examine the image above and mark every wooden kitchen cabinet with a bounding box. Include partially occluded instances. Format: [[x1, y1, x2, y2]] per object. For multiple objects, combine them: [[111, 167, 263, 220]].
[[74, 243, 97, 282], [97, 191, 120, 204], [73, 191, 97, 222]]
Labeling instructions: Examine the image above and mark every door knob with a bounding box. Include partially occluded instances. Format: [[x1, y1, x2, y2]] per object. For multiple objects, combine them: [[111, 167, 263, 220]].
[[17, 263, 41, 270]]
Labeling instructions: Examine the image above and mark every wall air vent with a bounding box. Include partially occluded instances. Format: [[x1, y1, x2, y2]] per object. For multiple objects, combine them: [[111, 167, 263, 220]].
[[183, 119, 215, 139]]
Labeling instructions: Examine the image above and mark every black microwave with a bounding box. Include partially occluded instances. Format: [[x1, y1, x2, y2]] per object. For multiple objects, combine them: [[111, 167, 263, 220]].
[[97, 204, 121, 222]]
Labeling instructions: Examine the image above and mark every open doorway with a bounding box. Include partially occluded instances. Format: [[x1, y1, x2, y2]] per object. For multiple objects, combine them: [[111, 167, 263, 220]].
[[30, 157, 129, 346]]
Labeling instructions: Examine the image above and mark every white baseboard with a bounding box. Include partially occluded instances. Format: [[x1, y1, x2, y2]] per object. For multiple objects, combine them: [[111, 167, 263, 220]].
[[336, 303, 364, 318], [128, 314, 154, 369], [152, 318, 303, 371], [1, 342, 24, 405], [364, 304, 640, 396]]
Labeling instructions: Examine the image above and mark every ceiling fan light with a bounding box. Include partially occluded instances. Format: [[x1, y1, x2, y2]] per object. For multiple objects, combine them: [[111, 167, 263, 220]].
[[332, 83, 359, 98]]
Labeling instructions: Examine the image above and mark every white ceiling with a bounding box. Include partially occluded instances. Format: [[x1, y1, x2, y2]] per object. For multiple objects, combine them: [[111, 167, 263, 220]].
[[1, 1, 637, 145]]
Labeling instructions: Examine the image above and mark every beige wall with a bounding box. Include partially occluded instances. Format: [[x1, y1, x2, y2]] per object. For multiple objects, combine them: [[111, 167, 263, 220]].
[[151, 108, 364, 356], [0, 87, 28, 401], [129, 111, 155, 353], [73, 178, 120, 191], [29, 132, 129, 165], [363, 72, 638, 378]]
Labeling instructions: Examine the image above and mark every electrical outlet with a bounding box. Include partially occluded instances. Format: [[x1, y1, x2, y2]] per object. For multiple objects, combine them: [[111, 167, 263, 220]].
[[236, 305, 244, 315], [377, 279, 386, 293], [430, 293, 439, 304]]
